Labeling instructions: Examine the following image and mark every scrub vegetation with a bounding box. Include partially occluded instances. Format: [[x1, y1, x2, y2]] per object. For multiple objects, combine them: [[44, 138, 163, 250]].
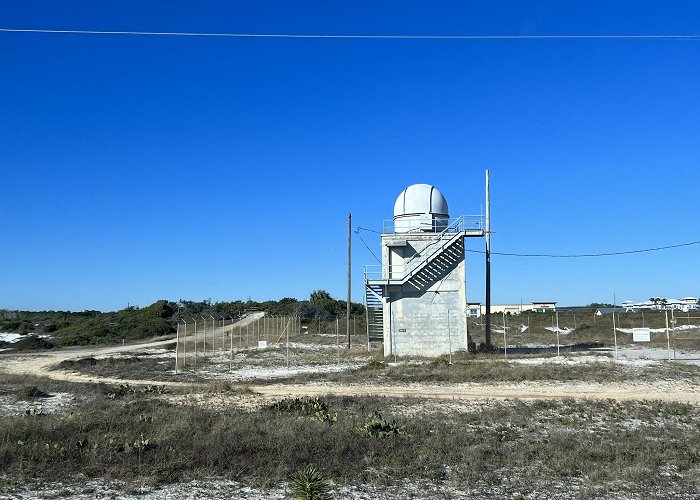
[[3, 300, 700, 498], [1, 374, 700, 499], [0, 290, 364, 349], [290, 353, 700, 385]]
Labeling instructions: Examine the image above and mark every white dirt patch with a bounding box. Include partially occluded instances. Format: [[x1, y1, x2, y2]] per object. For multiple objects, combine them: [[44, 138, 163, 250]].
[[511, 354, 660, 367], [0, 478, 288, 500], [544, 326, 574, 335], [617, 324, 700, 334], [0, 332, 23, 343], [285, 341, 338, 350], [0, 392, 77, 417]]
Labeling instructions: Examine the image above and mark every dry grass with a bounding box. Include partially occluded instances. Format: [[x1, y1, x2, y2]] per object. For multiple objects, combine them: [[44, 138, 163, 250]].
[[1, 389, 700, 498]]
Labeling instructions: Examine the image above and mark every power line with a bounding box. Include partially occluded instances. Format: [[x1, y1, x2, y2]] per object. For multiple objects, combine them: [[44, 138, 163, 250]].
[[353, 228, 381, 264], [1, 28, 700, 40], [465, 239, 700, 258], [353, 226, 700, 258], [354, 226, 382, 234]]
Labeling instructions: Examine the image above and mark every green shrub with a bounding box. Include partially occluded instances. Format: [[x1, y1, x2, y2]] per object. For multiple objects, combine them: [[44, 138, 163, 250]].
[[269, 397, 337, 425], [289, 464, 332, 500], [357, 411, 403, 438]]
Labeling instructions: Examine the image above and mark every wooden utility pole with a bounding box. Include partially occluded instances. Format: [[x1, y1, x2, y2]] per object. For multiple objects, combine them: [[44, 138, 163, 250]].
[[347, 212, 352, 349], [485, 169, 492, 348]]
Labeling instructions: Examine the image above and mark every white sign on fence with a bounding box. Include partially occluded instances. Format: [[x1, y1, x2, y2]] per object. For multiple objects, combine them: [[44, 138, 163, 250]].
[[633, 328, 651, 342], [258, 340, 268, 348]]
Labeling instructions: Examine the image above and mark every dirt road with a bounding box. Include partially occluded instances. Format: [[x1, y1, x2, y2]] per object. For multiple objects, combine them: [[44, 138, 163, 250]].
[[0, 312, 267, 387], [3, 311, 700, 404], [0, 337, 189, 386], [251, 379, 700, 404]]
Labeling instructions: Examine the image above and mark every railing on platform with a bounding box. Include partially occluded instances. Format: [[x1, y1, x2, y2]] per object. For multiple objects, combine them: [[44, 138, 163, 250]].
[[382, 214, 484, 234], [365, 215, 482, 282]]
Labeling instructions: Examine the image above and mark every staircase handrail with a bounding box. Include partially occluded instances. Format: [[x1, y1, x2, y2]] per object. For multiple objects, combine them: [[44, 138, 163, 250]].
[[364, 215, 483, 283], [401, 216, 463, 272]]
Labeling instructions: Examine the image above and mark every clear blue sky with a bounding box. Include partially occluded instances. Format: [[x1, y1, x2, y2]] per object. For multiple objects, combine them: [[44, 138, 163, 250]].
[[2, 1, 699, 311]]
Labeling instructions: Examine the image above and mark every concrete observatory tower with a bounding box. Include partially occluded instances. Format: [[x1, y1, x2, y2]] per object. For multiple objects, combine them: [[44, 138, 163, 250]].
[[364, 184, 484, 357]]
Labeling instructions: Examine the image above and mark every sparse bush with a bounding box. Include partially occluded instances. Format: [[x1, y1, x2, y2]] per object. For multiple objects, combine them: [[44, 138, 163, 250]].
[[357, 411, 403, 438], [361, 360, 386, 371], [13, 336, 55, 351], [21, 385, 51, 398], [269, 396, 337, 425]]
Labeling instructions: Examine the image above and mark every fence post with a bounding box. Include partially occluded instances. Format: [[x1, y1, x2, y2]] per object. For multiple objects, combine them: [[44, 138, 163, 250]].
[[503, 312, 507, 360], [336, 316, 340, 365], [193, 318, 198, 370], [175, 321, 180, 374], [447, 310, 452, 365], [612, 312, 618, 359], [181, 319, 187, 370]]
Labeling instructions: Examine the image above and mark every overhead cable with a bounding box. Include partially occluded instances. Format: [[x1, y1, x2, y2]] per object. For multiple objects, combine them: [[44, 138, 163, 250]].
[[465, 239, 700, 258], [353, 229, 381, 264], [1, 28, 700, 40], [352, 227, 700, 258]]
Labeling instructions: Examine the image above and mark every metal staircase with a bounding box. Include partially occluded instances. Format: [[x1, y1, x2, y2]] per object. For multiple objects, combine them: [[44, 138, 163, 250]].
[[362, 216, 484, 347], [402, 232, 465, 289], [365, 283, 384, 344]]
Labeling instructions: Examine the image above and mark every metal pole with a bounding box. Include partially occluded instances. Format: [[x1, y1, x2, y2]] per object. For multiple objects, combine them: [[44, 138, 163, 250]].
[[448, 310, 452, 365], [286, 316, 290, 368], [205, 315, 210, 355], [228, 315, 234, 371], [665, 309, 671, 361], [556, 311, 560, 357], [365, 293, 371, 352], [193, 318, 198, 369], [181, 319, 187, 369], [221, 315, 225, 353], [392, 309, 397, 363], [347, 212, 352, 349], [175, 321, 180, 374], [503, 312, 507, 360], [202, 315, 207, 356], [466, 309, 470, 352], [612, 311, 618, 359], [336, 316, 340, 365], [209, 315, 215, 357], [485, 169, 492, 348]]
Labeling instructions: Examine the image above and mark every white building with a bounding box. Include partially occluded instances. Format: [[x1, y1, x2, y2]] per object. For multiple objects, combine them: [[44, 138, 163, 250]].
[[466, 301, 557, 317], [364, 184, 485, 357], [621, 297, 699, 313]]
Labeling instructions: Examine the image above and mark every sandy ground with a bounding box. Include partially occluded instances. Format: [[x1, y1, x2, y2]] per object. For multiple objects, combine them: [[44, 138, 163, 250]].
[[3, 339, 700, 405], [4, 323, 700, 499], [251, 377, 700, 403]]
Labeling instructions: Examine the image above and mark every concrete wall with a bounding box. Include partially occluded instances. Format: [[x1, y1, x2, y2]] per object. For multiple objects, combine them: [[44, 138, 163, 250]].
[[381, 234, 467, 357]]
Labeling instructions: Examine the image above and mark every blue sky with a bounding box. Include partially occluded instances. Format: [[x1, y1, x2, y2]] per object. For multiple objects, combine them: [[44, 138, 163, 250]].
[[1, 1, 699, 311]]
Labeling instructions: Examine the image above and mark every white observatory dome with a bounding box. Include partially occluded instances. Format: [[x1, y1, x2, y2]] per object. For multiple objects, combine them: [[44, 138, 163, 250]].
[[393, 184, 449, 233]]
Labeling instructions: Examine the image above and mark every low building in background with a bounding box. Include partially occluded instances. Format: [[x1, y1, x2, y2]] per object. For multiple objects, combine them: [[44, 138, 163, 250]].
[[466, 301, 557, 317], [621, 297, 699, 313]]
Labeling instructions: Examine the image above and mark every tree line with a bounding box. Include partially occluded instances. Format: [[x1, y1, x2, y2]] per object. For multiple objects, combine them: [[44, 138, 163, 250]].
[[0, 290, 364, 348]]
